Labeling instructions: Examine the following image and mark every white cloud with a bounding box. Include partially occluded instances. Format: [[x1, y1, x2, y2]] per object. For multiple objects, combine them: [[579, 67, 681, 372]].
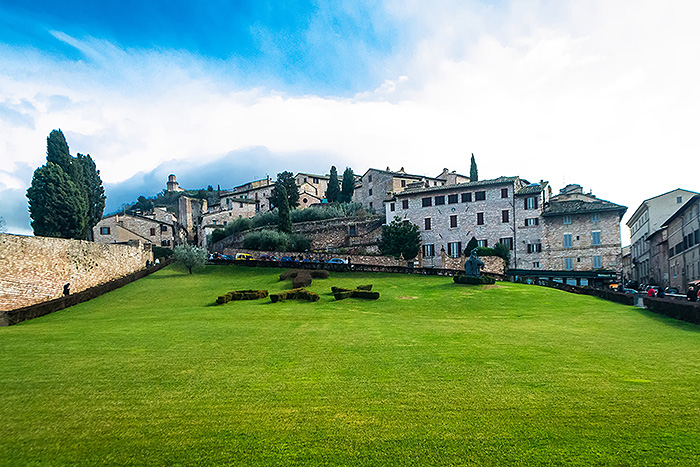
[[1, 0, 700, 242]]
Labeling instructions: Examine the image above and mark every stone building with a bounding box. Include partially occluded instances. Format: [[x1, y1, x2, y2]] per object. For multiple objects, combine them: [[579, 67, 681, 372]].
[[646, 227, 669, 287], [295, 172, 329, 208], [621, 245, 632, 284], [199, 197, 257, 249], [386, 176, 534, 268], [538, 184, 627, 286], [387, 178, 626, 287], [355, 167, 451, 212], [94, 207, 179, 247], [232, 177, 275, 213], [662, 194, 700, 290], [166, 174, 185, 192], [626, 188, 698, 284]]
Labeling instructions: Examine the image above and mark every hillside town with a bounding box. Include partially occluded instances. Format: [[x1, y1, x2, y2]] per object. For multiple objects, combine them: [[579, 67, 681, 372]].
[[92, 167, 700, 292]]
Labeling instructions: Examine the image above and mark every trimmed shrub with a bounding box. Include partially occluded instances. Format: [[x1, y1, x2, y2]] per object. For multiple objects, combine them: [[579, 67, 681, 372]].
[[644, 297, 700, 325], [453, 275, 496, 285], [311, 270, 330, 279], [332, 285, 379, 300], [216, 289, 269, 304], [270, 288, 319, 303], [292, 272, 312, 288]]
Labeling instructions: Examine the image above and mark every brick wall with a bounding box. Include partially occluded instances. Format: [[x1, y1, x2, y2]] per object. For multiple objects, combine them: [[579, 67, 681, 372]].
[[0, 233, 153, 311]]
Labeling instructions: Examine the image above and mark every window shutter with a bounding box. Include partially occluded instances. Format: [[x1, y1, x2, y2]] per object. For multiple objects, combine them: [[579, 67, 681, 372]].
[[535, 218, 539, 225], [458, 242, 462, 255], [524, 198, 528, 209], [534, 197, 538, 209]]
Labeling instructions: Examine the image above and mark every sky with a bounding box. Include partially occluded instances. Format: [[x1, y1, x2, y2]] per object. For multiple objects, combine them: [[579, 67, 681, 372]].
[[1, 0, 698, 244]]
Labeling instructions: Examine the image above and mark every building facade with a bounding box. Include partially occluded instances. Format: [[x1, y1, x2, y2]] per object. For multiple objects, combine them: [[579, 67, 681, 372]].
[[663, 194, 700, 290], [627, 189, 698, 285], [232, 177, 275, 213], [94, 207, 179, 247], [387, 179, 626, 287], [356, 167, 450, 212]]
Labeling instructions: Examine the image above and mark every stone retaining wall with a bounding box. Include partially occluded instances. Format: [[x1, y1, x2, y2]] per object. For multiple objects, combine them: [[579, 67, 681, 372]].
[[0, 233, 153, 311]]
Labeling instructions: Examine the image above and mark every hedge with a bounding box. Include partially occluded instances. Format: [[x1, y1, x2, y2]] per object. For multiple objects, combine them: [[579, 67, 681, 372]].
[[453, 275, 496, 285], [643, 297, 700, 325], [270, 288, 320, 303], [332, 285, 379, 301], [216, 289, 269, 304]]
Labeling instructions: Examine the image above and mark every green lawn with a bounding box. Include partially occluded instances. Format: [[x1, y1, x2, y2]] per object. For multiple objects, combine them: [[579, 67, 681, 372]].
[[1, 265, 699, 466]]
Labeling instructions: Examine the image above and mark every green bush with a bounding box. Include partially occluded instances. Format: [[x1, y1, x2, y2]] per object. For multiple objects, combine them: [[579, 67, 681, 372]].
[[152, 246, 173, 259], [242, 229, 290, 251], [289, 233, 311, 252], [216, 289, 269, 304], [270, 288, 319, 303], [224, 217, 253, 236], [332, 286, 379, 300], [453, 275, 496, 285]]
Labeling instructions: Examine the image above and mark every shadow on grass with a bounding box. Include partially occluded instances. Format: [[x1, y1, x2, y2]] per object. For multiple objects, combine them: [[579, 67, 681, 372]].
[[633, 308, 700, 333]]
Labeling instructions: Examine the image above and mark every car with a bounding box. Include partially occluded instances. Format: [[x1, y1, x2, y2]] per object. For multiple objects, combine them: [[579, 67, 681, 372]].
[[259, 254, 279, 261], [621, 288, 639, 294], [280, 256, 296, 263], [327, 258, 347, 264], [235, 253, 254, 261], [665, 287, 680, 294]]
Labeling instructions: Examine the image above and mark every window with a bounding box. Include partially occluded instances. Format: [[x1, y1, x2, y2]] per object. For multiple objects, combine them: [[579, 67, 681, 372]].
[[448, 194, 459, 204], [532, 262, 540, 269], [461, 193, 472, 203], [502, 210, 510, 223], [435, 195, 445, 205], [313, 177, 318, 184], [592, 231, 601, 246], [100, 226, 110, 235], [477, 212, 485, 225], [527, 243, 542, 253], [212, 220, 217, 225], [564, 233, 573, 248], [591, 213, 600, 223], [161, 240, 171, 247], [303, 198, 308, 204], [369, 188, 373, 196], [450, 215, 457, 228], [501, 188, 508, 198], [525, 197, 538, 210], [677, 196, 683, 204], [477, 239, 488, 248], [563, 215, 572, 225], [422, 197, 432, 207], [447, 242, 462, 258], [402, 199, 409, 209], [150, 228, 156, 236], [499, 237, 513, 250], [390, 203, 395, 212], [525, 218, 539, 226], [564, 258, 573, 270], [422, 244, 435, 257], [592, 256, 602, 269], [424, 218, 432, 230], [368, 175, 372, 182], [401, 180, 406, 187], [475, 191, 486, 201], [239, 203, 243, 208], [369, 202, 373, 209], [349, 225, 357, 236]]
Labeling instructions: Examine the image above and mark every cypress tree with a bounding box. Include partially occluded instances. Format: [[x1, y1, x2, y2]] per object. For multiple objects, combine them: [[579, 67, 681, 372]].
[[465, 236, 479, 256], [277, 185, 292, 233], [27, 130, 105, 240], [341, 167, 355, 203], [271, 171, 299, 209], [470, 153, 478, 181], [326, 166, 340, 202]]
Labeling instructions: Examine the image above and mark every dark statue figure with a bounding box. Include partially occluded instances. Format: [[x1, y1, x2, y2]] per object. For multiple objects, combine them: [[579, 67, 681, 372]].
[[464, 248, 484, 277]]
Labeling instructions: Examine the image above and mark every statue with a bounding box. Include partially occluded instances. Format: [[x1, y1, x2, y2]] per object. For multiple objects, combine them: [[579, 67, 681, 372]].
[[464, 248, 484, 277]]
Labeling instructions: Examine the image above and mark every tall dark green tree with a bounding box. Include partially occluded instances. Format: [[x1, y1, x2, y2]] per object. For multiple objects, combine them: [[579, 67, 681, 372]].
[[470, 153, 478, 181], [27, 162, 88, 239], [379, 216, 421, 261], [465, 236, 479, 255], [27, 130, 104, 240], [277, 185, 292, 233], [326, 166, 340, 202], [341, 167, 355, 203], [271, 171, 299, 209], [76, 153, 106, 239]]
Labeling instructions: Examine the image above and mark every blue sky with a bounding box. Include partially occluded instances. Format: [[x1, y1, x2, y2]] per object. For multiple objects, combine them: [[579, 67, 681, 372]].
[[1, 0, 699, 242]]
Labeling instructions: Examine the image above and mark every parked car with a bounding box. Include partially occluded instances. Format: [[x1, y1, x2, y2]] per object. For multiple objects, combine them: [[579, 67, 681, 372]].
[[235, 253, 254, 261], [621, 288, 639, 294], [280, 256, 297, 263], [326, 258, 347, 264], [665, 287, 680, 294], [259, 254, 279, 261]]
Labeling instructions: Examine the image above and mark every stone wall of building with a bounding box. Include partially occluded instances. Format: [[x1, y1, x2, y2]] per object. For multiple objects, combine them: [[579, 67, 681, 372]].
[[440, 253, 505, 275], [542, 211, 622, 271], [94, 213, 178, 247], [0, 233, 152, 311]]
